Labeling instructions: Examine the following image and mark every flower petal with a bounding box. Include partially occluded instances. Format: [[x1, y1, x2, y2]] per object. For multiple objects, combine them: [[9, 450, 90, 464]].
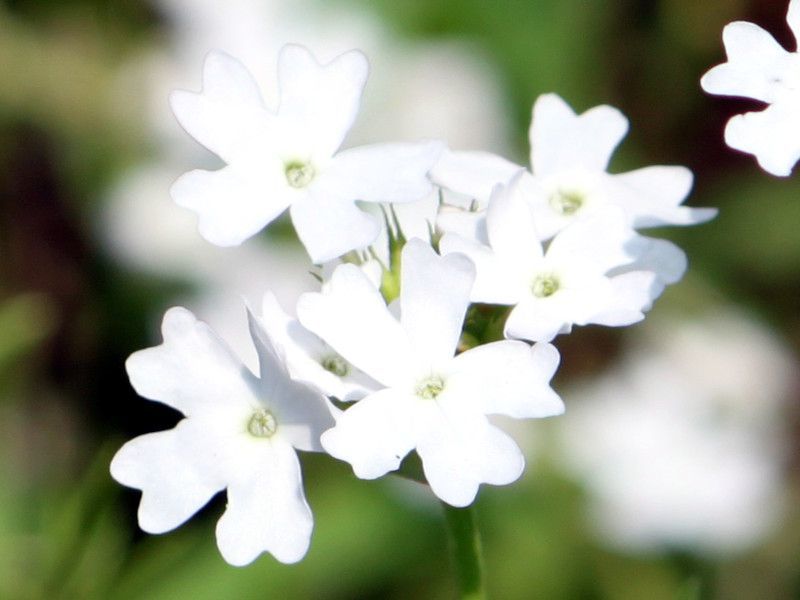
[[417, 406, 524, 507], [400, 239, 475, 368], [126, 307, 256, 417], [430, 150, 522, 204], [590, 271, 662, 326], [110, 419, 229, 534], [297, 264, 414, 387], [789, 0, 800, 46], [724, 101, 800, 177], [700, 22, 792, 104], [504, 300, 569, 343], [318, 141, 443, 203], [277, 44, 368, 162], [290, 193, 381, 263], [170, 51, 275, 166], [545, 209, 636, 274], [613, 237, 687, 285], [320, 388, 417, 479], [608, 166, 717, 227], [447, 341, 563, 419], [215, 439, 312, 565], [530, 94, 628, 176], [439, 233, 526, 305], [486, 171, 543, 263], [171, 165, 292, 247]]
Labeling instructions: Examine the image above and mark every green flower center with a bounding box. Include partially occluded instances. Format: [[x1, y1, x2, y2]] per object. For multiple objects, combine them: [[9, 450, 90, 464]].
[[549, 188, 585, 216], [415, 375, 445, 400], [532, 274, 560, 298], [285, 161, 315, 188], [247, 409, 278, 438], [321, 354, 349, 377]]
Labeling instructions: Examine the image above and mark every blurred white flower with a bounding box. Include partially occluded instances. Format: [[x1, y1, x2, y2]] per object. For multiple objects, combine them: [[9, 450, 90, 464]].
[[97, 163, 318, 371], [111, 306, 335, 565], [440, 172, 671, 342], [432, 93, 716, 240], [701, 0, 800, 176], [557, 309, 796, 555], [297, 239, 564, 506]]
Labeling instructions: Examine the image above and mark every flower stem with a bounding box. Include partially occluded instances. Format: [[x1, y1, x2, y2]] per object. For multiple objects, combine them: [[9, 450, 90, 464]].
[[441, 502, 487, 600]]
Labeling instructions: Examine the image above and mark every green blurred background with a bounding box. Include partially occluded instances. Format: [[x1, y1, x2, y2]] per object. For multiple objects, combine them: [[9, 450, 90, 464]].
[[1, 0, 800, 598]]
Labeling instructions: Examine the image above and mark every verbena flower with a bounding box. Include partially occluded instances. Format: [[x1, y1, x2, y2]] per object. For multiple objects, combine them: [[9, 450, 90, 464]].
[[440, 172, 668, 342], [296, 239, 564, 506], [701, 0, 800, 176], [170, 45, 442, 263], [110, 306, 335, 565], [257, 291, 380, 402], [432, 93, 716, 239]]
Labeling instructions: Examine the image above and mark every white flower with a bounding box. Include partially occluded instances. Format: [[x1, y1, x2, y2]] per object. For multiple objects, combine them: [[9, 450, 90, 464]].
[[296, 239, 564, 506], [701, 0, 800, 176], [170, 45, 442, 263], [440, 172, 674, 342], [432, 93, 716, 240], [110, 306, 335, 566], [557, 309, 794, 555], [257, 291, 380, 401]]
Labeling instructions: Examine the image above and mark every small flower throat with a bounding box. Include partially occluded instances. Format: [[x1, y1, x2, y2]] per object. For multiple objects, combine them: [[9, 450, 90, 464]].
[[285, 161, 315, 188], [247, 409, 278, 438]]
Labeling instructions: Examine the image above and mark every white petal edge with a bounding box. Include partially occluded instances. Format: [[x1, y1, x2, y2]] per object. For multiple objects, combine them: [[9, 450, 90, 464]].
[[110, 419, 228, 534], [125, 307, 256, 417], [215, 439, 312, 565], [318, 141, 443, 204], [297, 264, 414, 387], [447, 341, 563, 419], [277, 44, 368, 162], [430, 150, 522, 204], [530, 93, 629, 176], [400, 239, 475, 368], [290, 193, 381, 263], [320, 388, 417, 480], [171, 165, 291, 247]]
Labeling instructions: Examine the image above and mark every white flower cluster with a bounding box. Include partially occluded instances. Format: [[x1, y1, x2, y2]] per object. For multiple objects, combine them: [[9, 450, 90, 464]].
[[702, 0, 800, 176], [111, 45, 714, 565]]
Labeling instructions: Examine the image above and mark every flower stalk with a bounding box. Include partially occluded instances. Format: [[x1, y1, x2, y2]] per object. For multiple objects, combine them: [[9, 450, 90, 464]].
[[442, 502, 487, 600]]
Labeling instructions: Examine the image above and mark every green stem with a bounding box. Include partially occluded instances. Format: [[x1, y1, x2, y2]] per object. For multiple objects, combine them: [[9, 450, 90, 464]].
[[441, 502, 487, 600]]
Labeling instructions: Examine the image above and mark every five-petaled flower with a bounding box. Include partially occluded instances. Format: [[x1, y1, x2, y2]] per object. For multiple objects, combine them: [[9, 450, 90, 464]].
[[110, 306, 335, 566], [432, 93, 716, 240], [296, 239, 564, 506], [440, 172, 669, 342], [170, 45, 442, 263], [701, 0, 800, 176]]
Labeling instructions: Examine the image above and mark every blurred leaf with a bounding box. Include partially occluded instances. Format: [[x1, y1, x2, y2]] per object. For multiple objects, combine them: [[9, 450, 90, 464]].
[[0, 293, 55, 386]]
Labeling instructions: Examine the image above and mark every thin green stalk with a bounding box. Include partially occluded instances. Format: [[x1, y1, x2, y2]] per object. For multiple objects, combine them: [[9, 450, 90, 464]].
[[441, 502, 487, 600]]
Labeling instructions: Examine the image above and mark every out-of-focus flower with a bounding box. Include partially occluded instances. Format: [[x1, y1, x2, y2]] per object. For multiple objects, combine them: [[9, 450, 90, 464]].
[[440, 173, 667, 342], [297, 239, 564, 506], [701, 0, 800, 176], [432, 93, 716, 239], [171, 46, 441, 262], [557, 309, 795, 556], [111, 306, 335, 565]]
